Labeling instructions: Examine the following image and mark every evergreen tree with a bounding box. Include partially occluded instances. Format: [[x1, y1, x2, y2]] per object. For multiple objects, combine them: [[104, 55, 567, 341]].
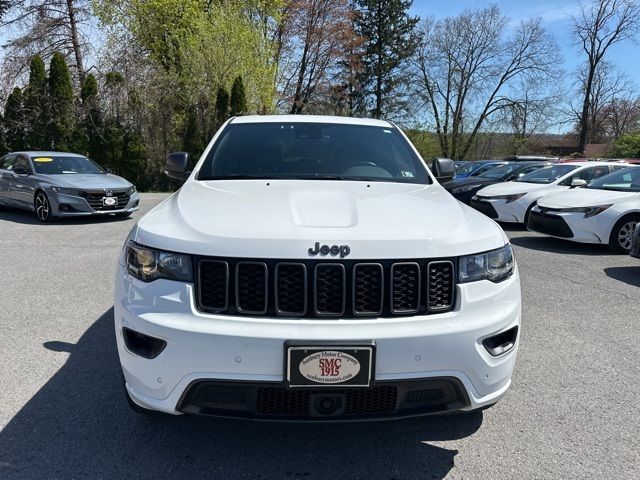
[[25, 55, 49, 149], [0, 112, 7, 155], [48, 52, 75, 150], [215, 86, 229, 127], [3, 87, 27, 151], [77, 73, 105, 161], [229, 76, 247, 116], [182, 108, 204, 159], [353, 0, 418, 118]]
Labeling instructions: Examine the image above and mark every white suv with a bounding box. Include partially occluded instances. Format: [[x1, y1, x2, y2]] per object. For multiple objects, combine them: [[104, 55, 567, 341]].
[[115, 115, 521, 420]]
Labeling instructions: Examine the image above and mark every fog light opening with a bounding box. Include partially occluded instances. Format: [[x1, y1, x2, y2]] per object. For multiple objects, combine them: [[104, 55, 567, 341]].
[[482, 326, 518, 357], [122, 327, 167, 359]]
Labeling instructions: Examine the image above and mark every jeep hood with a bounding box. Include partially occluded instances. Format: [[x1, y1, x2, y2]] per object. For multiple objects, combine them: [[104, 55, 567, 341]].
[[135, 180, 507, 259], [538, 188, 639, 208]]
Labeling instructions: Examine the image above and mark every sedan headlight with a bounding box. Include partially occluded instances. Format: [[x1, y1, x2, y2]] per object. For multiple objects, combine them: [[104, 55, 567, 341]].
[[558, 205, 612, 218], [452, 184, 482, 194], [51, 186, 83, 196], [459, 244, 514, 283], [486, 193, 527, 203], [126, 186, 137, 195], [126, 242, 193, 282]]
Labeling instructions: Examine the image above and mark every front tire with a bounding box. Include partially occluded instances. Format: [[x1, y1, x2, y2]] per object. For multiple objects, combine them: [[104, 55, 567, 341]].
[[35, 191, 54, 223], [609, 215, 640, 253]]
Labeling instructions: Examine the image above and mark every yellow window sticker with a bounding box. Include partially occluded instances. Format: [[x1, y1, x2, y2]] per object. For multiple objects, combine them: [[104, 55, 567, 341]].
[[34, 157, 54, 162]]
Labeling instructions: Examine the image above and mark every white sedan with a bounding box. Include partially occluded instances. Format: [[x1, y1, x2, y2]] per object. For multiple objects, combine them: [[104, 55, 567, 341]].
[[471, 162, 625, 224], [528, 167, 640, 252]]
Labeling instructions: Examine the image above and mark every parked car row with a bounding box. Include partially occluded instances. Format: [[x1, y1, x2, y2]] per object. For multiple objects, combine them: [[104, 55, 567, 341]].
[[461, 161, 639, 254]]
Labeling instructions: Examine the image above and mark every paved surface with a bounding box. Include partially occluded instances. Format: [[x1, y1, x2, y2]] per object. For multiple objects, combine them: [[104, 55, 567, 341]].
[[0, 193, 638, 479]]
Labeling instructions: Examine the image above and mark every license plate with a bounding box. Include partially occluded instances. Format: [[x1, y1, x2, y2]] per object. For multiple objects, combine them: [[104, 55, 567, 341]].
[[103, 197, 117, 207], [285, 341, 375, 388]]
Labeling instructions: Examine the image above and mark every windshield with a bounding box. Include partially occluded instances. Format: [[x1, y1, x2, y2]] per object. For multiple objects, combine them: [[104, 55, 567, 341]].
[[198, 123, 431, 184], [516, 164, 578, 184], [456, 162, 485, 176], [31, 155, 105, 175], [586, 167, 640, 192], [479, 163, 522, 180]]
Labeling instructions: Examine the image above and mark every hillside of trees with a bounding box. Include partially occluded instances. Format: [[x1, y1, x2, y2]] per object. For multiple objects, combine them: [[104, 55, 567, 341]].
[[1, 0, 640, 190]]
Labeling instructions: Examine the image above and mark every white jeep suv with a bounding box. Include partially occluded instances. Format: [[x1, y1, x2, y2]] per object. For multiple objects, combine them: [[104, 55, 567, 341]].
[[115, 115, 521, 420]]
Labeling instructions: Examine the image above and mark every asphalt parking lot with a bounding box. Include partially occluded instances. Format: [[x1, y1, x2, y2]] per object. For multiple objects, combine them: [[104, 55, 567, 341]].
[[1, 193, 639, 479]]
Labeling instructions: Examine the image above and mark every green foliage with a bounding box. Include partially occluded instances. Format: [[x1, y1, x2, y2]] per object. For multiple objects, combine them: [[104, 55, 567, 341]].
[[353, 0, 419, 118], [25, 55, 49, 149], [74, 74, 105, 161], [215, 87, 229, 127], [182, 107, 205, 159], [404, 129, 441, 160], [610, 134, 640, 158], [3, 87, 27, 151], [48, 52, 75, 150], [229, 76, 247, 116]]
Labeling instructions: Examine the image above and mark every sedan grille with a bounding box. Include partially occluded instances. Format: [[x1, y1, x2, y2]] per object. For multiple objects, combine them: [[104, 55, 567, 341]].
[[83, 190, 130, 211], [196, 257, 456, 318]]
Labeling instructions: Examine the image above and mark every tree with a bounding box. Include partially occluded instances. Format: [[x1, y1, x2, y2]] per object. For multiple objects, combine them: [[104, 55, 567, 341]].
[[610, 132, 640, 156], [75, 73, 105, 160], [48, 52, 74, 150], [571, 0, 640, 152], [276, 0, 357, 114], [413, 7, 561, 159], [353, 0, 418, 118], [230, 76, 247, 116], [569, 61, 637, 143], [3, 87, 27, 151], [0, 1, 90, 83], [25, 55, 49, 149], [215, 87, 230, 127]]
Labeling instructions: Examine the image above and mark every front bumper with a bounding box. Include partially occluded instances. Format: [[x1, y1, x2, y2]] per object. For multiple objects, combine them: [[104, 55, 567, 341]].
[[528, 206, 612, 245], [471, 196, 531, 223], [50, 191, 140, 216], [114, 263, 521, 419]]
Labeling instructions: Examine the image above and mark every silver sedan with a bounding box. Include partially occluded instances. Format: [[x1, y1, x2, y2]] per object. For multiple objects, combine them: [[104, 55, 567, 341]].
[[0, 151, 140, 222]]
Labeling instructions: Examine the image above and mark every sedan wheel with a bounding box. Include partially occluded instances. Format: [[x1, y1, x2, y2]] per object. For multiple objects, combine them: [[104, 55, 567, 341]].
[[610, 216, 639, 253], [35, 192, 53, 222]]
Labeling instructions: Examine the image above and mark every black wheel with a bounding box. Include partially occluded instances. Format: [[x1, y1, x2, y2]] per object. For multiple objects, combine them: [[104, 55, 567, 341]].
[[34, 191, 53, 222], [609, 215, 640, 253]]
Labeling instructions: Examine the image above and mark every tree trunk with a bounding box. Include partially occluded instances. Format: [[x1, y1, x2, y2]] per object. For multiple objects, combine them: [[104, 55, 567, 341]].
[[578, 63, 596, 153], [66, 0, 85, 84]]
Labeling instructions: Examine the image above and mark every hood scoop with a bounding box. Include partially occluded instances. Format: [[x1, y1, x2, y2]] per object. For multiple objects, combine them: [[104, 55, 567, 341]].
[[289, 191, 357, 228]]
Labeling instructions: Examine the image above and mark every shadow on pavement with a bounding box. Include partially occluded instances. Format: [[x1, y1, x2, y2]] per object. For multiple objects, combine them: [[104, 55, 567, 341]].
[[0, 207, 132, 225], [509, 235, 616, 256], [604, 266, 640, 287], [0, 308, 482, 479]]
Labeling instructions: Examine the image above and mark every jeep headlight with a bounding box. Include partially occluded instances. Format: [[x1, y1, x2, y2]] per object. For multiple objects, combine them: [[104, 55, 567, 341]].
[[459, 244, 514, 283], [126, 242, 193, 282]]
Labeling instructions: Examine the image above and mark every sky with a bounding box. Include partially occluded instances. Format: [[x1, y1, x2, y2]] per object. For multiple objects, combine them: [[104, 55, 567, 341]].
[[410, 0, 640, 81]]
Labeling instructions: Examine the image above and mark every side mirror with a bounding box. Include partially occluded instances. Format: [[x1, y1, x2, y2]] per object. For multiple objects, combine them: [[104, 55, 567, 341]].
[[164, 152, 190, 182], [571, 179, 587, 188], [13, 166, 29, 175], [105, 167, 113, 174], [432, 158, 455, 182]]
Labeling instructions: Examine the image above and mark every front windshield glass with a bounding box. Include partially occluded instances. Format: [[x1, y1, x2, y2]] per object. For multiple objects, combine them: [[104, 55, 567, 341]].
[[586, 167, 640, 192], [197, 123, 431, 184], [456, 162, 483, 176], [516, 164, 578, 184], [31, 155, 105, 174], [478, 163, 522, 180]]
